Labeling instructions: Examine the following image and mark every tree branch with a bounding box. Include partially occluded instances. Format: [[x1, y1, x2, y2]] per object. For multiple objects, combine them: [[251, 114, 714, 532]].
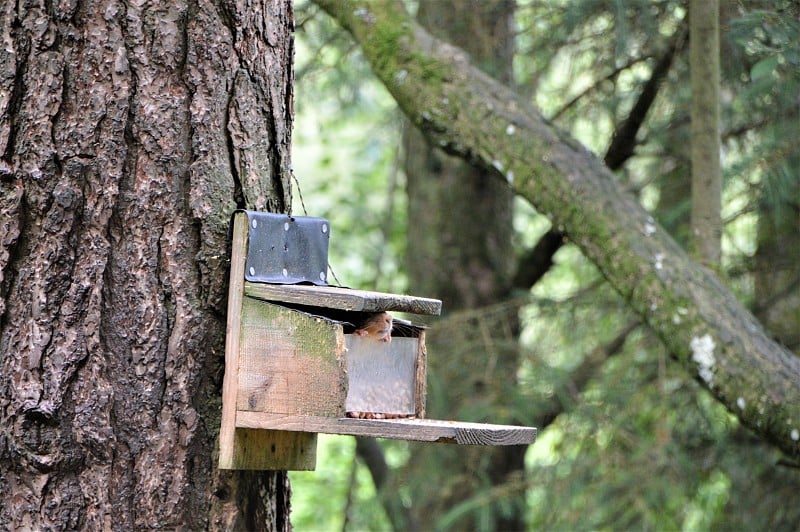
[[514, 28, 683, 292], [315, 0, 800, 458], [550, 55, 647, 121], [604, 29, 685, 170], [512, 228, 564, 290]]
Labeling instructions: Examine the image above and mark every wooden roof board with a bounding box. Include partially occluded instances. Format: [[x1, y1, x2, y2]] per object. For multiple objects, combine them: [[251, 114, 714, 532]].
[[244, 282, 442, 316]]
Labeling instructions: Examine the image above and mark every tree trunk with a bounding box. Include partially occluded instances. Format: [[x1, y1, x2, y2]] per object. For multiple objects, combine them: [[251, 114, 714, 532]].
[[316, 0, 800, 459], [402, 1, 523, 529], [406, 0, 515, 310], [0, 0, 293, 528], [690, 0, 722, 266]]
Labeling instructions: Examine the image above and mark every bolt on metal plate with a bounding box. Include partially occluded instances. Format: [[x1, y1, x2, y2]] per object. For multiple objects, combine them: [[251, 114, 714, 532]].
[[239, 210, 330, 285]]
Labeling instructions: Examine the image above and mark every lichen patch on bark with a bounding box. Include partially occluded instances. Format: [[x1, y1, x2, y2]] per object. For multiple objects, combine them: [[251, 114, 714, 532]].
[[690, 334, 716, 385]]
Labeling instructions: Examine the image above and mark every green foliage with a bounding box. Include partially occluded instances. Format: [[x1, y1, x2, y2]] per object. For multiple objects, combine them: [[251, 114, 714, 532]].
[[289, 435, 391, 531], [291, 0, 800, 530], [289, 436, 352, 531], [726, 4, 800, 227]]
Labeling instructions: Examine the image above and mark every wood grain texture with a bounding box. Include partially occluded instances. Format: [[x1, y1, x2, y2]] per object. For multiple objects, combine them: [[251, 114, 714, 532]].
[[245, 282, 442, 315], [225, 428, 317, 471], [236, 412, 537, 446], [219, 213, 248, 468], [237, 298, 347, 417], [221, 217, 328, 471], [415, 330, 427, 418]]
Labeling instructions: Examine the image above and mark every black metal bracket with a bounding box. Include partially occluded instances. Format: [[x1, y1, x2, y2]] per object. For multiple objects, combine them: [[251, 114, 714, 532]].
[[237, 210, 330, 285]]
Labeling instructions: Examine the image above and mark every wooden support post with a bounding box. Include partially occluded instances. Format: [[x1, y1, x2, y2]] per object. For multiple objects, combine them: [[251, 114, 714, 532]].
[[219, 212, 319, 470]]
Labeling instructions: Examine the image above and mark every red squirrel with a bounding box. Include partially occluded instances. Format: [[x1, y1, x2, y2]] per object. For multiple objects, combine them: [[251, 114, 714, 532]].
[[353, 311, 393, 343]]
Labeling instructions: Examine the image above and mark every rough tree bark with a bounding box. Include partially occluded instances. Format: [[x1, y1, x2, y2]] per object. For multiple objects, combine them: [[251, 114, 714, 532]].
[[315, 0, 800, 458], [0, 0, 293, 528]]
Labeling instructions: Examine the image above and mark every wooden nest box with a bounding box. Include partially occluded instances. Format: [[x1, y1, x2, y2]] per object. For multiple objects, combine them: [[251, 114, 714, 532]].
[[219, 211, 537, 470]]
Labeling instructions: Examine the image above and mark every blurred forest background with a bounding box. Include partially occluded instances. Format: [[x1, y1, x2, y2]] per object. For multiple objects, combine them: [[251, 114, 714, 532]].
[[288, 0, 799, 530]]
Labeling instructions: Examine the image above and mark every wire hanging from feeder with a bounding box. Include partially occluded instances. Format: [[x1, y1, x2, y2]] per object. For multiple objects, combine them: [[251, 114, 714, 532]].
[[291, 167, 343, 287]]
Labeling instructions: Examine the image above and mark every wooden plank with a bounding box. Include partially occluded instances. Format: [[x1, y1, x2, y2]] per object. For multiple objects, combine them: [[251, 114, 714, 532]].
[[237, 298, 347, 417], [236, 412, 537, 446], [223, 428, 317, 471], [415, 330, 427, 418], [244, 282, 442, 316], [218, 213, 247, 469]]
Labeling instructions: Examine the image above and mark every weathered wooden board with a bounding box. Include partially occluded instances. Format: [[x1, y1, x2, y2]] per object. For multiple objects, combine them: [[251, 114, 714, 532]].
[[236, 412, 537, 446], [238, 297, 347, 417], [223, 428, 317, 471], [244, 282, 442, 315], [415, 330, 427, 418]]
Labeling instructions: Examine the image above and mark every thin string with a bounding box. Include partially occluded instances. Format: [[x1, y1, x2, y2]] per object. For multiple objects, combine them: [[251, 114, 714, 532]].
[[291, 167, 343, 287], [290, 166, 307, 215]]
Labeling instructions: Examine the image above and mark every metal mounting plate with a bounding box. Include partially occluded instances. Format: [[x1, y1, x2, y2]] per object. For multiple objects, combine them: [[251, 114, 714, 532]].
[[240, 210, 330, 285]]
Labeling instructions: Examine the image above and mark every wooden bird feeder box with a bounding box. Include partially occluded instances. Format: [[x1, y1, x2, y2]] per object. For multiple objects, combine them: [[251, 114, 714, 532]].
[[219, 211, 537, 470]]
